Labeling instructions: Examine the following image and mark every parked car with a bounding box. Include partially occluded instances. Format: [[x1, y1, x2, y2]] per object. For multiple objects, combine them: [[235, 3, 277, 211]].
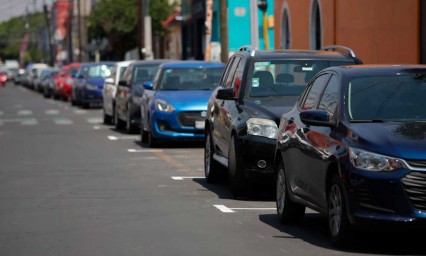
[[74, 62, 115, 108], [0, 70, 8, 86], [27, 63, 49, 90], [71, 63, 91, 105], [115, 60, 170, 133], [274, 65, 426, 247], [39, 68, 59, 95], [141, 60, 225, 146], [43, 69, 61, 98], [57, 63, 81, 101], [102, 60, 134, 124], [204, 46, 362, 198]]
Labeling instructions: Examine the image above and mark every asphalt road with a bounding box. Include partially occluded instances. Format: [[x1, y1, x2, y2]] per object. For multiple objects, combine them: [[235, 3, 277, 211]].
[[0, 82, 425, 256]]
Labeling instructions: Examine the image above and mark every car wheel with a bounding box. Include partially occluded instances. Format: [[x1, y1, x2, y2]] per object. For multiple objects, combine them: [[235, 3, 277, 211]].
[[328, 174, 353, 247], [141, 129, 148, 143], [276, 160, 305, 225], [205, 130, 221, 183], [114, 106, 125, 130], [103, 109, 112, 124], [228, 135, 248, 198], [147, 130, 157, 147], [126, 108, 137, 134]]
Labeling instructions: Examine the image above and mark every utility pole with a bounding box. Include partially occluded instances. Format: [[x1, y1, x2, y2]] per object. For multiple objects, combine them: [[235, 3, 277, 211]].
[[219, 0, 229, 63], [141, 0, 153, 60], [77, 0, 82, 62], [250, 0, 259, 49], [204, 0, 213, 61], [43, 4, 55, 66]]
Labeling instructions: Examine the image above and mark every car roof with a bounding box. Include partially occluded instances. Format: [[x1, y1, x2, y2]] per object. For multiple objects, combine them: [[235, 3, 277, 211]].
[[129, 59, 174, 67], [246, 50, 355, 62], [323, 64, 426, 77], [160, 61, 225, 68]]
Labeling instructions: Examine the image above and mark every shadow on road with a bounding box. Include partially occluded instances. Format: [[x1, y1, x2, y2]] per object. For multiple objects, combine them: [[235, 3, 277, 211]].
[[260, 213, 426, 254]]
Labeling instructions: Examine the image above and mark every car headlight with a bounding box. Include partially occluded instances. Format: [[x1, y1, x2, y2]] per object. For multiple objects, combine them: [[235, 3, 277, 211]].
[[349, 147, 407, 172], [85, 84, 98, 90], [246, 118, 278, 139], [155, 99, 174, 112]]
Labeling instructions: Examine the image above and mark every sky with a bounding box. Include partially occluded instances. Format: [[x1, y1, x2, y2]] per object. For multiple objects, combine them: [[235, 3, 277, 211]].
[[0, 0, 54, 23]]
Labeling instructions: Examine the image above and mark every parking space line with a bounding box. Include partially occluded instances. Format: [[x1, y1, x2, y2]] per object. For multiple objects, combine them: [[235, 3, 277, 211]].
[[214, 205, 275, 213], [87, 117, 103, 124], [54, 118, 73, 125], [21, 118, 38, 125], [45, 109, 60, 115], [108, 135, 139, 140], [74, 109, 87, 114], [0, 111, 3, 115], [171, 176, 205, 180], [18, 110, 32, 115], [127, 149, 163, 153]]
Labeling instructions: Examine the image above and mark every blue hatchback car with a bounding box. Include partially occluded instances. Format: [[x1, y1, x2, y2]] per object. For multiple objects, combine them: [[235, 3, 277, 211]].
[[140, 61, 225, 147], [74, 62, 115, 108], [274, 65, 426, 247]]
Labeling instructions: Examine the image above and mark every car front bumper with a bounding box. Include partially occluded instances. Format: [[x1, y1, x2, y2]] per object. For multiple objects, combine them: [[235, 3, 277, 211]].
[[151, 110, 205, 141], [239, 135, 276, 176]]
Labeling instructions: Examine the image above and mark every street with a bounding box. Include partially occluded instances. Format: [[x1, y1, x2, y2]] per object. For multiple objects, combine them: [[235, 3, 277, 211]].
[[0, 82, 425, 256]]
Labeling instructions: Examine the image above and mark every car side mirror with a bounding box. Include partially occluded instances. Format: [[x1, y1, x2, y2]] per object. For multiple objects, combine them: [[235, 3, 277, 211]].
[[118, 80, 128, 87], [143, 81, 154, 90], [216, 88, 236, 100], [104, 77, 114, 85], [299, 110, 335, 127]]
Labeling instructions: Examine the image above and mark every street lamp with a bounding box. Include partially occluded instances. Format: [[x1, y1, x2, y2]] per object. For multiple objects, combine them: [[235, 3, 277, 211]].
[[257, 0, 269, 50], [141, 0, 153, 60]]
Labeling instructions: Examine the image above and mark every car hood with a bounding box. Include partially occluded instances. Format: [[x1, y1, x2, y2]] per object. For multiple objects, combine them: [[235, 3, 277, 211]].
[[155, 90, 212, 111], [348, 122, 426, 160], [86, 77, 105, 87], [242, 100, 294, 124]]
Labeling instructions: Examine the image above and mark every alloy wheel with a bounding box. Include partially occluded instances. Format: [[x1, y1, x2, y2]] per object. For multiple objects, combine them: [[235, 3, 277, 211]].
[[276, 168, 286, 214], [329, 184, 343, 237]]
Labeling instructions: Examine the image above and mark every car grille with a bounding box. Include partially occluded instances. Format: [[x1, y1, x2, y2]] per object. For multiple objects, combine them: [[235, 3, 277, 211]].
[[401, 171, 426, 212], [406, 160, 426, 169], [178, 111, 204, 127]]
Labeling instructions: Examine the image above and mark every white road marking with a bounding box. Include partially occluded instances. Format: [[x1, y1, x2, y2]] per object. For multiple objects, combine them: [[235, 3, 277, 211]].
[[214, 205, 235, 213], [74, 109, 87, 114], [0, 111, 3, 115], [171, 176, 205, 181], [54, 118, 73, 125], [214, 205, 275, 213], [45, 109, 60, 115], [18, 110, 32, 115], [127, 149, 163, 153], [93, 126, 101, 130], [87, 117, 103, 124], [21, 118, 38, 125], [108, 135, 139, 140]]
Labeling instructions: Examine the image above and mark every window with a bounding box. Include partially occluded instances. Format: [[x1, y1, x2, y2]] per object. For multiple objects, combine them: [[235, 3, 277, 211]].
[[310, 0, 322, 50], [318, 75, 338, 115], [223, 57, 241, 88], [281, 6, 291, 49], [301, 73, 329, 110]]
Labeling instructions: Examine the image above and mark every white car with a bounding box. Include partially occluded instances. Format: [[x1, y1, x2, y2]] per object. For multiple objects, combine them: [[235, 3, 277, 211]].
[[102, 60, 135, 124]]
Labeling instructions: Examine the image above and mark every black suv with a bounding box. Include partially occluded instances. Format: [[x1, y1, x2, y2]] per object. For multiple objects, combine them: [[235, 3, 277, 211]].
[[204, 45, 362, 198]]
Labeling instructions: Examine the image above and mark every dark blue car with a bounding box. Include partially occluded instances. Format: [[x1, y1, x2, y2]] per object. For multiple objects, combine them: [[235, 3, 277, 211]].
[[140, 61, 224, 147], [74, 62, 115, 108], [274, 65, 426, 247]]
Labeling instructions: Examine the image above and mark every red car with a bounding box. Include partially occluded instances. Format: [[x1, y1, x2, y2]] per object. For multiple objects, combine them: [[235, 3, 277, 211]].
[[55, 63, 81, 101], [0, 71, 7, 86]]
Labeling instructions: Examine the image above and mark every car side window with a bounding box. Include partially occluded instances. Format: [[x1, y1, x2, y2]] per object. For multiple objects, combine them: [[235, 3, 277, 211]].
[[223, 57, 241, 88], [301, 74, 329, 110], [232, 59, 245, 97], [318, 74, 339, 116]]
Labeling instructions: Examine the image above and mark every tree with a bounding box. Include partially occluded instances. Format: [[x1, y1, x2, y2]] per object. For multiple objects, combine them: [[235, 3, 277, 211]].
[[88, 0, 138, 60]]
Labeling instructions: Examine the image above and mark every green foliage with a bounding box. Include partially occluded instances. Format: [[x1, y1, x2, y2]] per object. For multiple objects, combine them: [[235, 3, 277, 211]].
[[150, 0, 179, 37]]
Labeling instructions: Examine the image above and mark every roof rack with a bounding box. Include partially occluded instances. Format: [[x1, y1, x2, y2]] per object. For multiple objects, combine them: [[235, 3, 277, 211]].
[[322, 45, 363, 64], [238, 45, 258, 57]]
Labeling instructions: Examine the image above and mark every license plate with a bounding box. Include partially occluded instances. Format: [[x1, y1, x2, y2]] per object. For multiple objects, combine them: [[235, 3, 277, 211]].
[[195, 121, 204, 129]]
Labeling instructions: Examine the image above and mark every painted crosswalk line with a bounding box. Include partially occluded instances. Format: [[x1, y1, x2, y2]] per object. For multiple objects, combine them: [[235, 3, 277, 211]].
[[45, 109, 60, 115], [17, 110, 32, 115], [21, 118, 38, 125], [53, 118, 73, 125]]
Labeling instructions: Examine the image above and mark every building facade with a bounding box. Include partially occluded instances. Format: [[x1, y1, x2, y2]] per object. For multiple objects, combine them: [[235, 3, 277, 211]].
[[274, 0, 425, 64]]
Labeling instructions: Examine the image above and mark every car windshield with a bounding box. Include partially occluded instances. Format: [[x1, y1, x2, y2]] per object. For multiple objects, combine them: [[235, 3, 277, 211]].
[[347, 73, 426, 122], [133, 65, 158, 83], [159, 67, 224, 91], [88, 64, 113, 78], [248, 59, 353, 106]]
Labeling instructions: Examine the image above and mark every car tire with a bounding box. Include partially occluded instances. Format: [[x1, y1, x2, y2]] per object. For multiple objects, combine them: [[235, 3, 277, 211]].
[[328, 173, 353, 248], [276, 160, 305, 225], [126, 108, 137, 134], [204, 130, 221, 183], [114, 106, 125, 130], [147, 130, 157, 147], [228, 135, 249, 198], [141, 130, 148, 143], [103, 109, 112, 124]]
